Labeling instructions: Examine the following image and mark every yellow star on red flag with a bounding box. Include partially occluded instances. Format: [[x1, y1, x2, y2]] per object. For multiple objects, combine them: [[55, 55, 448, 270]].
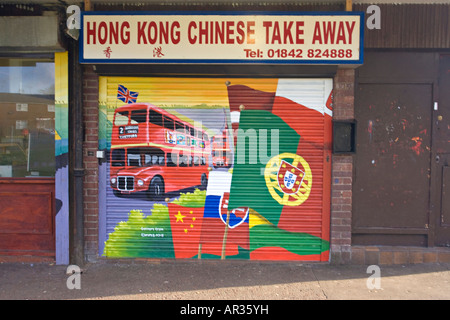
[[174, 211, 185, 223]]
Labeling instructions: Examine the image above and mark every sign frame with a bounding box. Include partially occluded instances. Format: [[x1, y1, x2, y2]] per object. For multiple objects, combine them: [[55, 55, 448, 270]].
[[80, 11, 364, 65]]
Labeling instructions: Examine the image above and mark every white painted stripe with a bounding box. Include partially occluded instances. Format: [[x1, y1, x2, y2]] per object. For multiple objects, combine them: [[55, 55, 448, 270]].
[[206, 170, 232, 196], [230, 111, 240, 123]]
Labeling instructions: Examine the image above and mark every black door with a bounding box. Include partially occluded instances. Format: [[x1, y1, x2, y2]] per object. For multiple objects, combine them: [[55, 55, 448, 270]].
[[353, 83, 432, 246]]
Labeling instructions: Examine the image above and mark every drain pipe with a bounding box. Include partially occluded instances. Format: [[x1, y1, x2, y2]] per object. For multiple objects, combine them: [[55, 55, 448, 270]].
[[68, 37, 85, 266]]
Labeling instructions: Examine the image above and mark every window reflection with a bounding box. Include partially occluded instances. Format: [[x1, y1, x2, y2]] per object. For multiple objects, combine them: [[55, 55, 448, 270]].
[[0, 58, 55, 177]]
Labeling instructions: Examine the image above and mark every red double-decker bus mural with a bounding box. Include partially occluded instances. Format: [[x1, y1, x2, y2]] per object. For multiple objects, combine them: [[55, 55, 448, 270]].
[[110, 103, 210, 199]]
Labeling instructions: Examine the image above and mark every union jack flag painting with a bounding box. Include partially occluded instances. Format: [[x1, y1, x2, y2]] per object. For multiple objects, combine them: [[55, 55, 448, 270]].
[[117, 85, 138, 104]]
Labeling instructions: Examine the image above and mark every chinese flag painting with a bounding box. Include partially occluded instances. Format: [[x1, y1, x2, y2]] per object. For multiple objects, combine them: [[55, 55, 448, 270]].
[[168, 203, 204, 259]]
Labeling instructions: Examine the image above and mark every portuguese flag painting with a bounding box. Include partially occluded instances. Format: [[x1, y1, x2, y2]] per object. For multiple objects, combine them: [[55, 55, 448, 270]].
[[228, 110, 300, 226], [228, 107, 329, 260]]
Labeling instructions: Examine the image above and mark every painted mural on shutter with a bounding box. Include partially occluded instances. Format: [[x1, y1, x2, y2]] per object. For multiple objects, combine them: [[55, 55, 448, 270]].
[[98, 77, 332, 261]]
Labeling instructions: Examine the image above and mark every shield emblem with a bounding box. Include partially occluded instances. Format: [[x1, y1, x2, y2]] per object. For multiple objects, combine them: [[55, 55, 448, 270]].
[[219, 192, 249, 229], [277, 160, 305, 194]]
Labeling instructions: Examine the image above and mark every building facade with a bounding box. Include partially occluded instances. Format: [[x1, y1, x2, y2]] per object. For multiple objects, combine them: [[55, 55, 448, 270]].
[[0, 0, 449, 265]]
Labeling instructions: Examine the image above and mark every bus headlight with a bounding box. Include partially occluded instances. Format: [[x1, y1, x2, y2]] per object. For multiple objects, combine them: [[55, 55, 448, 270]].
[[111, 177, 117, 185], [137, 179, 144, 186]]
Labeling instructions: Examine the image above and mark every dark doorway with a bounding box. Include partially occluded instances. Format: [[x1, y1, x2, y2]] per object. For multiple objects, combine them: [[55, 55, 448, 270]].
[[353, 83, 432, 246], [354, 52, 450, 247]]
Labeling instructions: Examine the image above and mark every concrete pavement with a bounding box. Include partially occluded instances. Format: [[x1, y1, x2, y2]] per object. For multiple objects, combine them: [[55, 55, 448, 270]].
[[0, 260, 449, 300]]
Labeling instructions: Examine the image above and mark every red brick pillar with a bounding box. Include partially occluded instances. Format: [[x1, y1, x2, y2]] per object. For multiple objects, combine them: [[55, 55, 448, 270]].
[[82, 65, 99, 261], [331, 68, 355, 264]]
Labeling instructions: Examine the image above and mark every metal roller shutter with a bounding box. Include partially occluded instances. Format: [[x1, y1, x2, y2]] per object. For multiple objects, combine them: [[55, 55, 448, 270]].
[[98, 77, 332, 261]]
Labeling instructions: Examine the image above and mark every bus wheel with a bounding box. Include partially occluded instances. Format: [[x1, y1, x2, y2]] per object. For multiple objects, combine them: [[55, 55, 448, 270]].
[[148, 176, 164, 200], [201, 173, 208, 188]]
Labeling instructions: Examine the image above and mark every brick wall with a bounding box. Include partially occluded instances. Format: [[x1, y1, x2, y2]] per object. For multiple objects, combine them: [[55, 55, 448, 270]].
[[82, 65, 100, 261], [330, 68, 355, 264]]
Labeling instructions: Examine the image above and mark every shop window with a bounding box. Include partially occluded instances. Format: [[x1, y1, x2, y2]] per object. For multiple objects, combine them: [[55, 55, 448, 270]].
[[0, 58, 55, 177]]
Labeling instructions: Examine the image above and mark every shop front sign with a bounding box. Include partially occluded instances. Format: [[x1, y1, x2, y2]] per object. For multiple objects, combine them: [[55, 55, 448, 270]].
[[80, 12, 363, 64]]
